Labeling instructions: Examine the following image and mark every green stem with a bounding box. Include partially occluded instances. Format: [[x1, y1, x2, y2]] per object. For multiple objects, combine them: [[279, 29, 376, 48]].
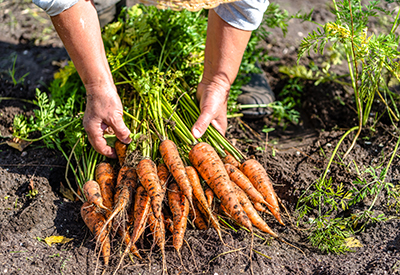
[[14, 116, 81, 142], [0, 97, 35, 104], [390, 6, 400, 34], [321, 126, 358, 183]]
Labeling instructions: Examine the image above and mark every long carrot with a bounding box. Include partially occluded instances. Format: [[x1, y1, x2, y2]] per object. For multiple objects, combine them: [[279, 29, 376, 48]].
[[240, 159, 284, 226], [185, 166, 223, 241], [103, 166, 136, 233], [136, 159, 164, 219], [157, 163, 170, 190], [189, 142, 252, 231], [159, 139, 193, 208], [95, 162, 115, 219], [115, 185, 150, 273], [232, 182, 278, 238], [225, 163, 270, 207], [131, 185, 151, 244], [117, 225, 142, 259], [115, 140, 128, 167], [148, 209, 166, 273], [81, 202, 111, 265], [168, 182, 189, 252], [83, 180, 109, 210], [253, 202, 273, 216]]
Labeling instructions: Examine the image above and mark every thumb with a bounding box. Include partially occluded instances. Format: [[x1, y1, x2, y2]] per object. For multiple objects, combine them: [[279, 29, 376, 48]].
[[192, 111, 213, 139], [109, 115, 131, 144]]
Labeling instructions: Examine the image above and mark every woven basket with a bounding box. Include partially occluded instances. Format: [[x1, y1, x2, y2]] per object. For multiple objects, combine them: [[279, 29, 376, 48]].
[[138, 0, 239, 11]]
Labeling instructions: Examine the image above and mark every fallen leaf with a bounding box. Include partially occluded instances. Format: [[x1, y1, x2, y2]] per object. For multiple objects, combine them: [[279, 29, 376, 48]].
[[44, 236, 73, 247], [59, 182, 75, 201], [345, 237, 363, 248], [6, 139, 32, 151]]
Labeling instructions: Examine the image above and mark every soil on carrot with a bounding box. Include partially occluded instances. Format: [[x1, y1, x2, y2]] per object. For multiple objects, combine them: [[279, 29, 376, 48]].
[[1, 0, 400, 274]]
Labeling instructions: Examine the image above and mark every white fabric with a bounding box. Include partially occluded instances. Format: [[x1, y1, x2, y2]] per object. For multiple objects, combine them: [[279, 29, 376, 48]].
[[214, 0, 270, 31], [33, 0, 79, 16]]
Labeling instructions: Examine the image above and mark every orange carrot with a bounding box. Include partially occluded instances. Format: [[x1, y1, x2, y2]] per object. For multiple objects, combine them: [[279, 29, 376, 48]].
[[222, 149, 240, 168], [191, 199, 209, 230], [253, 202, 273, 216], [81, 202, 111, 265], [117, 226, 142, 259], [131, 185, 151, 244], [148, 209, 166, 272], [232, 182, 278, 238], [159, 140, 193, 208], [95, 162, 115, 218], [83, 180, 109, 210], [114, 140, 128, 167], [240, 159, 284, 226], [168, 182, 189, 252], [225, 163, 270, 207], [205, 187, 214, 210], [136, 159, 164, 219], [185, 166, 222, 240], [116, 185, 150, 271], [162, 208, 174, 234], [189, 142, 252, 231], [103, 166, 137, 233], [157, 163, 170, 190]]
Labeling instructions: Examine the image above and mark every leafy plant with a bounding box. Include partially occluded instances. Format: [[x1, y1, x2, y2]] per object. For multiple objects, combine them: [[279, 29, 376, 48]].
[[298, 0, 400, 157], [8, 55, 29, 86]]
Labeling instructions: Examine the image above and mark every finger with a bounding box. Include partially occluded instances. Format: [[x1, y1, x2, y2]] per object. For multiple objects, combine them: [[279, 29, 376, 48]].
[[210, 117, 227, 136], [192, 110, 214, 139], [107, 113, 131, 144], [84, 119, 116, 158]]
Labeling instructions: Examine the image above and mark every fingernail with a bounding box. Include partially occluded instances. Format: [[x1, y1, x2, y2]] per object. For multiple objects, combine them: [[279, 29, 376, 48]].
[[121, 137, 132, 144], [192, 128, 201, 139]]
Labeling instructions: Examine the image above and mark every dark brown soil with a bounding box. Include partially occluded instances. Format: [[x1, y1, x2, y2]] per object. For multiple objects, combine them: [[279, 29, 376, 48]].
[[1, 1, 400, 274]]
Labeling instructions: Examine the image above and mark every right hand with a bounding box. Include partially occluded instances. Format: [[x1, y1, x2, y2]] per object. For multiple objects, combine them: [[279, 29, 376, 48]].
[[83, 82, 131, 158]]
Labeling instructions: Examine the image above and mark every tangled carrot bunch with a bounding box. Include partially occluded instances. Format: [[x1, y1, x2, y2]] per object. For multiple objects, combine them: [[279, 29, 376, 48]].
[[81, 138, 285, 272]]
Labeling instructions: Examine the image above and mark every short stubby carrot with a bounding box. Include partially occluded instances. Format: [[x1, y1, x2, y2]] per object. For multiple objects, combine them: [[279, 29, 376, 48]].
[[159, 139, 193, 207], [136, 159, 164, 219], [95, 162, 116, 218], [191, 199, 209, 230], [189, 142, 252, 231], [222, 149, 240, 168], [81, 202, 111, 265], [232, 183, 278, 238], [83, 180, 109, 210], [225, 163, 270, 207], [162, 208, 174, 234], [114, 140, 128, 167], [240, 159, 284, 226], [168, 182, 189, 252]]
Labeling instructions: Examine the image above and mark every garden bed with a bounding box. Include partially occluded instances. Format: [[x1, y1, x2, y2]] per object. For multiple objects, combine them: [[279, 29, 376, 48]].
[[0, 0, 399, 274]]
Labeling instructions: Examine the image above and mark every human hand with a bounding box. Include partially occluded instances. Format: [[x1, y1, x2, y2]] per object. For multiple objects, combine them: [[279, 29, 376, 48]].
[[191, 79, 230, 139], [83, 82, 131, 158]]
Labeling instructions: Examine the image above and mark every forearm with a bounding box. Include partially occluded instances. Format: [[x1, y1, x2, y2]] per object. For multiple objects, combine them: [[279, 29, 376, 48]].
[[202, 10, 252, 91], [50, 0, 113, 89]]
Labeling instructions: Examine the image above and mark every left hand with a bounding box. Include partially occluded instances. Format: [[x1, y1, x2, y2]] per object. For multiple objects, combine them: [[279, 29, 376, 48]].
[[191, 78, 230, 139]]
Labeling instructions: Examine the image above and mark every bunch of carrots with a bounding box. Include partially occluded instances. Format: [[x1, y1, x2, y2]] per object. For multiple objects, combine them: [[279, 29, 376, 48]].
[[78, 75, 287, 273]]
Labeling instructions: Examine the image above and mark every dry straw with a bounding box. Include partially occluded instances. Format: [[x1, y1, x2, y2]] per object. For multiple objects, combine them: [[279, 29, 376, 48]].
[[138, 0, 239, 11]]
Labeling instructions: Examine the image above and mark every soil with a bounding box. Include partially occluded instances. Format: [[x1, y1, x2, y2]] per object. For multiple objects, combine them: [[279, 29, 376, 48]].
[[1, 1, 400, 274]]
